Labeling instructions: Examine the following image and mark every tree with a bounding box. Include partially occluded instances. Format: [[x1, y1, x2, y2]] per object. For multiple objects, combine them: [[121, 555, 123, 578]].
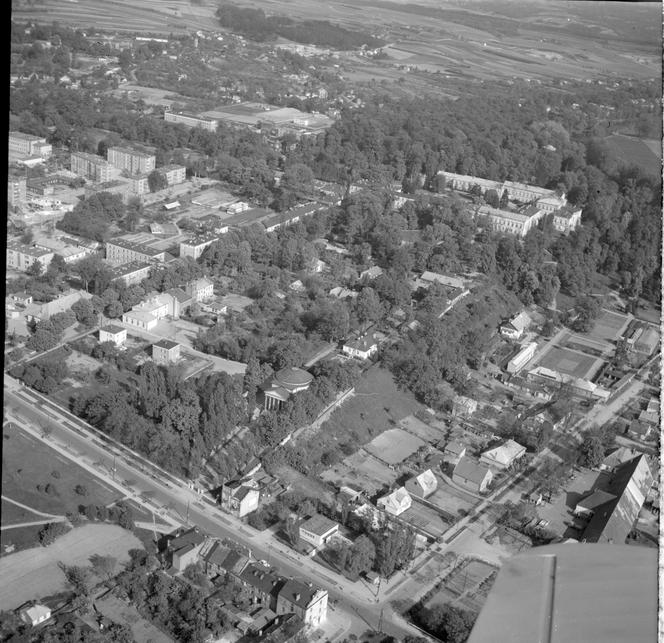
[[580, 434, 604, 468], [572, 295, 601, 332], [148, 169, 168, 192], [90, 554, 117, 580], [484, 189, 499, 208], [26, 261, 43, 277], [355, 287, 384, 328], [346, 535, 376, 576], [499, 189, 509, 209]]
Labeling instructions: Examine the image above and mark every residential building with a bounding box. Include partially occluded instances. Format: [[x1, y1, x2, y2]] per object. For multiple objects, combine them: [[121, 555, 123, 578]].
[[467, 544, 657, 643], [23, 290, 92, 323], [443, 441, 467, 465], [452, 395, 478, 417], [342, 334, 379, 360], [262, 202, 322, 232], [8, 176, 27, 208], [6, 241, 53, 272], [122, 294, 171, 331], [500, 311, 532, 340], [479, 204, 546, 237], [359, 266, 383, 280], [106, 237, 168, 264], [238, 563, 284, 610], [99, 325, 127, 347], [203, 541, 233, 577], [165, 287, 192, 319], [551, 205, 582, 233], [19, 604, 52, 627], [377, 487, 412, 516], [298, 514, 339, 551], [187, 277, 214, 302], [404, 469, 438, 499], [167, 527, 206, 572], [220, 479, 260, 518], [416, 271, 465, 290], [599, 447, 640, 473], [627, 421, 653, 442], [70, 151, 114, 182], [164, 110, 219, 131], [262, 367, 313, 410], [159, 164, 187, 186], [109, 261, 152, 286], [179, 234, 219, 260], [107, 146, 156, 175], [152, 339, 181, 364], [276, 580, 328, 627], [480, 440, 526, 471], [130, 174, 150, 196], [453, 457, 493, 493], [8, 292, 33, 306], [506, 342, 537, 374], [9, 131, 52, 158]]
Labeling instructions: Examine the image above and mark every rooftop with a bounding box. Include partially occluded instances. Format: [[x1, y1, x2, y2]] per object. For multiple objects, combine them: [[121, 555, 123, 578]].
[[274, 366, 313, 388], [278, 579, 321, 610], [454, 457, 491, 485], [154, 339, 179, 350], [300, 514, 338, 537], [100, 324, 126, 335]]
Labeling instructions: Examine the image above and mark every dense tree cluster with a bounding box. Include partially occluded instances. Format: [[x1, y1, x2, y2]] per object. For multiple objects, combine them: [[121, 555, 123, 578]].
[[10, 354, 70, 394], [56, 192, 126, 242], [216, 3, 384, 49], [410, 604, 476, 643]]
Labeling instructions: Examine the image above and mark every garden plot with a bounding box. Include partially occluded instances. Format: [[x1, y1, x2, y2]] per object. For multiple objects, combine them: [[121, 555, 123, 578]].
[[398, 415, 445, 443], [320, 451, 398, 497], [365, 428, 426, 465]]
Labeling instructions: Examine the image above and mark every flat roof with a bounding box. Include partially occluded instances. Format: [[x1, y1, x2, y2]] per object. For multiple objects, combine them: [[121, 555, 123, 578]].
[[468, 544, 657, 643], [100, 324, 126, 335], [154, 339, 179, 350]]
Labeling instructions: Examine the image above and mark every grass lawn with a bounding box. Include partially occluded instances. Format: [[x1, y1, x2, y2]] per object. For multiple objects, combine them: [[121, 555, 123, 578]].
[[321, 365, 424, 450], [1, 525, 44, 556], [0, 499, 46, 526], [2, 426, 123, 517]]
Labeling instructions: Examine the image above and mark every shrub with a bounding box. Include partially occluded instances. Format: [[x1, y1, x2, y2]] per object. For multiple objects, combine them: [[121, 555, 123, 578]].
[[74, 484, 88, 496], [39, 521, 70, 546]]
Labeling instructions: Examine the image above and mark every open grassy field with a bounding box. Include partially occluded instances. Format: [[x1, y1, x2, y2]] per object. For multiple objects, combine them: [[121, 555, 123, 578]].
[[0, 524, 142, 611], [586, 309, 631, 343], [604, 134, 661, 176], [537, 346, 601, 380], [2, 425, 123, 517], [1, 498, 51, 526]]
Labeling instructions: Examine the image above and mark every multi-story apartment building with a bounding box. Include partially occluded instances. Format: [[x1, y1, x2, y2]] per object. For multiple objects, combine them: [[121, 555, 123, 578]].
[[129, 174, 149, 196], [179, 234, 219, 260], [164, 111, 218, 131], [9, 131, 52, 158], [159, 164, 187, 186], [70, 151, 114, 182], [6, 241, 54, 272], [276, 580, 328, 627], [107, 146, 156, 175], [8, 177, 27, 207], [105, 238, 167, 265], [109, 261, 152, 286]]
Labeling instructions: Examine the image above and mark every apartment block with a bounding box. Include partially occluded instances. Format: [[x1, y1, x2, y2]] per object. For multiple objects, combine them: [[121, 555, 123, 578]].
[[8, 176, 27, 207], [107, 146, 156, 175], [159, 164, 186, 186], [70, 151, 114, 182], [6, 241, 54, 272], [179, 234, 219, 260], [106, 238, 167, 265]]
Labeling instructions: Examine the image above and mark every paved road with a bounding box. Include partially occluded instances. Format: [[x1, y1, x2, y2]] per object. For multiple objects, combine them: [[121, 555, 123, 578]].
[[3, 376, 426, 641]]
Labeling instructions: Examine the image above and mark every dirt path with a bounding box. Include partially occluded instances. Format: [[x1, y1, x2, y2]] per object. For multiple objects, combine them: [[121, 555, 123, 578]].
[[2, 495, 64, 520]]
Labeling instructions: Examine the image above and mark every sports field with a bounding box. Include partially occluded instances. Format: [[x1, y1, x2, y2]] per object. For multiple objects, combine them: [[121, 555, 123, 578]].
[[537, 346, 600, 380], [583, 309, 631, 343], [0, 524, 142, 610]]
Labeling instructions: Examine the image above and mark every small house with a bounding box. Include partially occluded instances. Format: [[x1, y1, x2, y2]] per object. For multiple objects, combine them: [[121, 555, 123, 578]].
[[152, 339, 181, 364], [404, 469, 438, 499], [500, 311, 532, 340], [342, 334, 378, 360], [20, 604, 51, 627], [453, 457, 493, 493], [98, 324, 127, 347], [452, 395, 478, 417], [444, 441, 467, 465], [377, 487, 412, 516], [299, 514, 339, 551], [167, 527, 206, 572], [221, 479, 260, 518], [480, 439, 526, 470]]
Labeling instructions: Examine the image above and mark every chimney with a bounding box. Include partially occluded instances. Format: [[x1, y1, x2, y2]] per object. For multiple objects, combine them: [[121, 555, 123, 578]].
[[294, 593, 301, 601]]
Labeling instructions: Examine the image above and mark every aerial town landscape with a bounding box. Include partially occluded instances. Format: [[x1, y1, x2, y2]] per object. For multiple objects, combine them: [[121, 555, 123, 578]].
[[1, 0, 661, 642]]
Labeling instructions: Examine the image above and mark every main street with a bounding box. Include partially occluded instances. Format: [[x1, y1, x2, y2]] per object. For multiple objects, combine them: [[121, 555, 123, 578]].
[[3, 375, 428, 641]]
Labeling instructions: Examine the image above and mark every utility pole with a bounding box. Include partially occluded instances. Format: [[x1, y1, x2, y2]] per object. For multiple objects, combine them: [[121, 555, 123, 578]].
[[378, 607, 384, 634], [186, 500, 190, 525]]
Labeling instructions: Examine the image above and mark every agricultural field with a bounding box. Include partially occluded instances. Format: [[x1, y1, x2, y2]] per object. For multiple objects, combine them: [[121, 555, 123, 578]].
[[536, 346, 602, 380], [0, 524, 143, 611], [604, 134, 661, 176]]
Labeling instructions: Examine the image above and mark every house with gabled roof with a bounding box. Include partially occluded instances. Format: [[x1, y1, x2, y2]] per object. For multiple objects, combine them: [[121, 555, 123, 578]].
[[166, 527, 207, 571], [276, 579, 328, 627], [444, 441, 467, 465], [405, 469, 438, 499], [452, 395, 478, 417], [453, 457, 493, 493], [238, 563, 285, 610], [221, 478, 260, 517], [480, 439, 526, 471], [377, 487, 412, 516], [581, 455, 653, 544], [500, 311, 531, 340], [342, 334, 379, 360]]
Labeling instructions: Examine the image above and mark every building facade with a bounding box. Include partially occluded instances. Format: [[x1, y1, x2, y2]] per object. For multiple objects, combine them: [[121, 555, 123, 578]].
[[106, 238, 167, 264], [159, 164, 187, 186], [152, 339, 181, 364], [276, 580, 328, 627], [99, 325, 127, 347], [8, 177, 27, 208], [6, 241, 54, 272], [70, 151, 114, 182], [164, 111, 218, 131], [107, 146, 156, 175], [9, 131, 52, 158], [179, 234, 219, 260]]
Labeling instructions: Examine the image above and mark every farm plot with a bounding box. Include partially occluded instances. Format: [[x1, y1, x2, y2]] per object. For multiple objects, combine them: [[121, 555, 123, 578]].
[[320, 451, 398, 497], [424, 558, 499, 610], [536, 346, 601, 380], [398, 415, 445, 443], [0, 524, 142, 611], [426, 481, 479, 518], [399, 502, 450, 538], [365, 428, 426, 465]]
